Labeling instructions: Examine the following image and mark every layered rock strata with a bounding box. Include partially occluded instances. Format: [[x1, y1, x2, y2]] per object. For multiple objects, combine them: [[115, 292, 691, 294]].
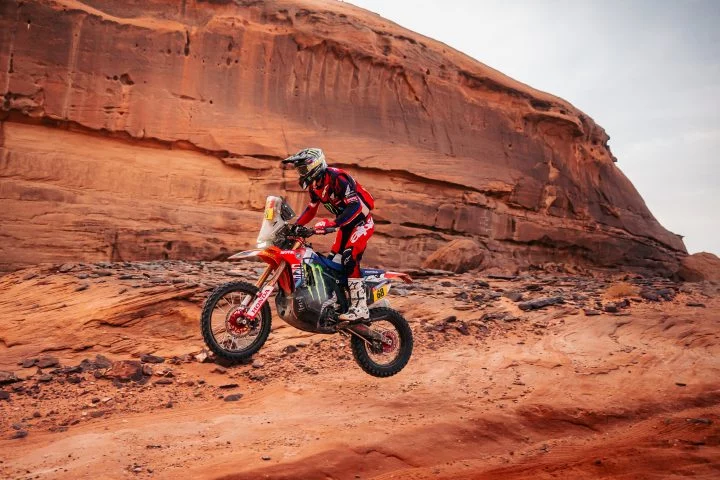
[[0, 0, 686, 273]]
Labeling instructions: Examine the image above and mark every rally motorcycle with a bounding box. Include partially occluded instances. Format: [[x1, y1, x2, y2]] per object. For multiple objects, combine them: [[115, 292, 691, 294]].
[[200, 196, 414, 377]]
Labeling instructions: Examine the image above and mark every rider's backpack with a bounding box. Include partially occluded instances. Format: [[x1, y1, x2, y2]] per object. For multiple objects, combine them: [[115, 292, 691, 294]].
[[356, 182, 375, 210]]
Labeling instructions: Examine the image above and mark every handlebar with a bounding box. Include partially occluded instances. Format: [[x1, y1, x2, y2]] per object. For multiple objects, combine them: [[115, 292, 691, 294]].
[[288, 224, 337, 238]]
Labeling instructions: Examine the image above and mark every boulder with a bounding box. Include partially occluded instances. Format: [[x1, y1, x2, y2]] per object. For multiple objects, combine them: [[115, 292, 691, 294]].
[[104, 361, 145, 383], [422, 240, 484, 274], [678, 252, 720, 283]]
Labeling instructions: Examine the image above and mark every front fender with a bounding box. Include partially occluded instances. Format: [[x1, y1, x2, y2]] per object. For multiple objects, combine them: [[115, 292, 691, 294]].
[[228, 249, 264, 262]]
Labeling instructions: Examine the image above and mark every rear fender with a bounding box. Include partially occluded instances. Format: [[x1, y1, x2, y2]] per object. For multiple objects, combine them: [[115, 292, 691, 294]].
[[384, 271, 413, 284]]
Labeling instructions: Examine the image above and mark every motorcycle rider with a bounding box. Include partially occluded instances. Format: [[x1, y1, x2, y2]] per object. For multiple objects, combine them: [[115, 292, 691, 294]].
[[282, 148, 375, 322]]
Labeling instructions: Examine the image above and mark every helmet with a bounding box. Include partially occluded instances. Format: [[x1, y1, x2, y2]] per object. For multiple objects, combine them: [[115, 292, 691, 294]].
[[282, 148, 327, 189]]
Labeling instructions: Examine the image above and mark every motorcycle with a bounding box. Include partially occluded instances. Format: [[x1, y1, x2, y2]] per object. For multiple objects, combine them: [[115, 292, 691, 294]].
[[200, 195, 414, 377]]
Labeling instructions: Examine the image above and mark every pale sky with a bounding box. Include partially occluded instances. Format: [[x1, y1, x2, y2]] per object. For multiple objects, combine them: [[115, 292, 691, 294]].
[[347, 0, 719, 255]]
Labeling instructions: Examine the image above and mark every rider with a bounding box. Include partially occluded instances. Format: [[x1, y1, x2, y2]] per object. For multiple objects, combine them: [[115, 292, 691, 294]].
[[283, 148, 375, 322]]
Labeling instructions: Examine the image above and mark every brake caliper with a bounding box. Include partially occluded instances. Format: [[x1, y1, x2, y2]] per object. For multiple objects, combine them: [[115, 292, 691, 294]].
[[227, 308, 251, 336], [380, 331, 399, 354]]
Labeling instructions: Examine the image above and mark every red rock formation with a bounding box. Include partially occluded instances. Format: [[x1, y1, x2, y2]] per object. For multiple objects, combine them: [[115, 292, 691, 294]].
[[678, 252, 720, 283], [0, 0, 686, 273]]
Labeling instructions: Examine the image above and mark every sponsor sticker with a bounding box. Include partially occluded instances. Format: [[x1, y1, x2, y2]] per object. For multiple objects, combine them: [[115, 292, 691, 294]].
[[246, 286, 273, 318]]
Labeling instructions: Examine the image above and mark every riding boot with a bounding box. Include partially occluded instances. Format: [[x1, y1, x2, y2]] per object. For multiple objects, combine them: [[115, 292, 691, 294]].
[[338, 278, 370, 321]]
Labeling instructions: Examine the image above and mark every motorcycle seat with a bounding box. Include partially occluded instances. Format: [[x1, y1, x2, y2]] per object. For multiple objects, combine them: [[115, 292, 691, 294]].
[[314, 254, 344, 272]]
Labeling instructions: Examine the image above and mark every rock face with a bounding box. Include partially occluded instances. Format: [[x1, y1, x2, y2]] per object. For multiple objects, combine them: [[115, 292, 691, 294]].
[[678, 252, 720, 283], [0, 0, 686, 273]]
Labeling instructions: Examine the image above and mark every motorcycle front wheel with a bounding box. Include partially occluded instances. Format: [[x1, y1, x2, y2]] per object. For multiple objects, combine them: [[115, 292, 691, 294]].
[[350, 307, 413, 378], [200, 281, 272, 362]]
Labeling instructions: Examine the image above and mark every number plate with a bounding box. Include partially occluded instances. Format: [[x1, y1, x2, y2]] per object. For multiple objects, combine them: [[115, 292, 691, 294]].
[[264, 207, 274, 221], [373, 284, 390, 302]]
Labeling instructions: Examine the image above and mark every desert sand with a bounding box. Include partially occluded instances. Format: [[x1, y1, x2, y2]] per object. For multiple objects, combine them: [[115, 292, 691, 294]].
[[1, 261, 718, 479]]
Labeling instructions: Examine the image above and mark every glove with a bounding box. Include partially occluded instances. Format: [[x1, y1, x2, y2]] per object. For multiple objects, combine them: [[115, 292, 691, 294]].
[[313, 219, 336, 234]]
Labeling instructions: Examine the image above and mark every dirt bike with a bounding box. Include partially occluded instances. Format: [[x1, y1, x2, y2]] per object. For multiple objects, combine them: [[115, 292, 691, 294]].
[[200, 196, 414, 377]]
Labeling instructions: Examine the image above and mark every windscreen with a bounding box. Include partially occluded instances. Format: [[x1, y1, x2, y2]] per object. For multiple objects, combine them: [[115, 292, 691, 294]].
[[256, 196, 287, 247]]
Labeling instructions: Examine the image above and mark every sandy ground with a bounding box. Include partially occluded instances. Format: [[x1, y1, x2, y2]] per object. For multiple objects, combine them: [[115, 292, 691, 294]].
[[1, 262, 719, 479]]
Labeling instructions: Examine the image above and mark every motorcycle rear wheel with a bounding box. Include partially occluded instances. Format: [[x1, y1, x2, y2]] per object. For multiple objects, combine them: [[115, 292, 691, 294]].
[[200, 281, 272, 362], [350, 307, 413, 378]]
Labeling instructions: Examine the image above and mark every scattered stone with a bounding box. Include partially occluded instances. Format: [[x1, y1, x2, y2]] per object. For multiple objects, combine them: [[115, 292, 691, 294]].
[[518, 296, 564, 311], [21, 358, 37, 368], [140, 354, 165, 364], [656, 288, 675, 301], [675, 382, 687, 387], [455, 322, 470, 335], [82, 354, 113, 370], [104, 361, 144, 383], [10, 430, 28, 439], [262, 455, 271, 461], [453, 304, 473, 311], [90, 411, 105, 418], [455, 291, 469, 301], [584, 309, 601, 316], [252, 360, 265, 369], [219, 383, 239, 389], [686, 418, 712, 425], [154, 378, 173, 385], [487, 274, 516, 281], [211, 366, 227, 374], [0, 390, 10, 400], [503, 291, 523, 302], [75, 281, 90, 291], [481, 312, 507, 322], [281, 345, 298, 355], [142, 364, 154, 376], [67, 375, 82, 384], [474, 280, 490, 288], [616, 298, 630, 309], [525, 284, 543, 291], [38, 374, 53, 382], [36, 356, 60, 369], [440, 281, 453, 287], [224, 393, 243, 402], [194, 350, 210, 363], [58, 263, 75, 273], [33, 411, 41, 418], [686, 302, 706, 308], [442, 315, 457, 323], [640, 289, 660, 302], [603, 303, 619, 313], [22, 272, 38, 281]]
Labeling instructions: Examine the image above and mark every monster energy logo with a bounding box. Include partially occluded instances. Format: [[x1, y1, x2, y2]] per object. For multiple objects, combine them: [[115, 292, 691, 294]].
[[323, 202, 340, 215], [305, 263, 327, 302]]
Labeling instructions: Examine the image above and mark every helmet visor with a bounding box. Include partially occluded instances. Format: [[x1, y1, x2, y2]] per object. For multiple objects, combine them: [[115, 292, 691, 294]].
[[296, 158, 319, 176]]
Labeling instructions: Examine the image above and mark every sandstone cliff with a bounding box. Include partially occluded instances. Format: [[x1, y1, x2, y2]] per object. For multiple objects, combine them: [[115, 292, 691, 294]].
[[0, 0, 687, 273]]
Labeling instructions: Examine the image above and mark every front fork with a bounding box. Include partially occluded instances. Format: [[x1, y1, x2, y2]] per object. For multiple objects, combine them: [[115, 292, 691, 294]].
[[241, 260, 286, 319]]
